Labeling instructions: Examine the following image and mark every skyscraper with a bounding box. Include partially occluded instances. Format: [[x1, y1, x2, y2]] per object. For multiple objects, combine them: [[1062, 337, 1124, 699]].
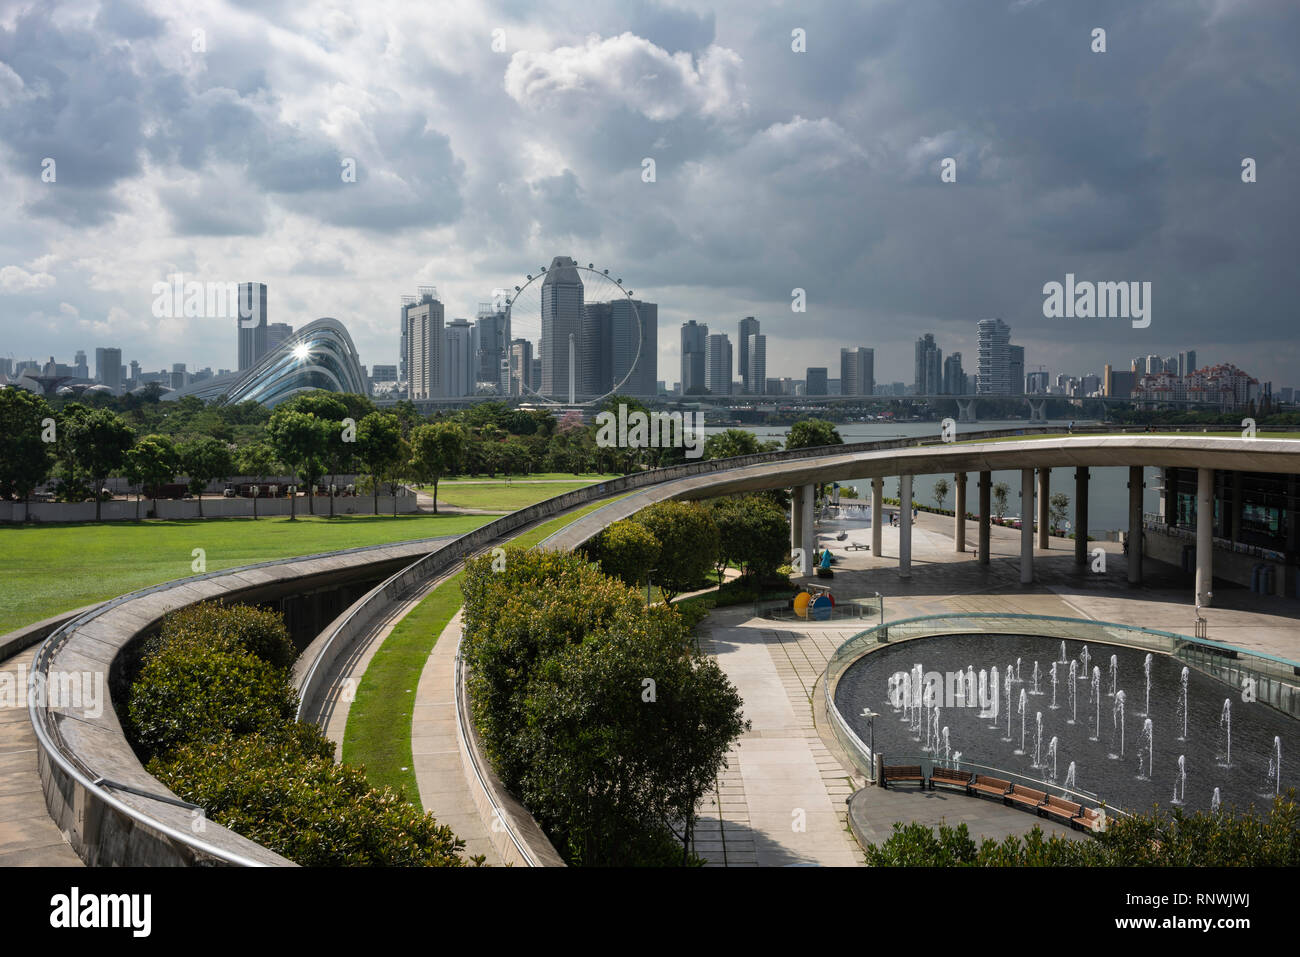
[[267, 323, 294, 352], [806, 367, 828, 395], [976, 319, 1011, 395], [680, 320, 708, 395], [612, 298, 656, 397], [475, 306, 508, 392], [236, 282, 268, 371], [746, 332, 766, 396], [738, 316, 760, 393], [509, 338, 534, 395], [540, 256, 584, 400], [943, 352, 967, 395], [840, 347, 874, 397], [706, 333, 733, 395], [1009, 345, 1025, 396], [1179, 350, 1198, 377], [94, 347, 123, 391], [74, 350, 88, 379], [914, 333, 942, 394], [443, 318, 476, 397], [404, 287, 444, 400]]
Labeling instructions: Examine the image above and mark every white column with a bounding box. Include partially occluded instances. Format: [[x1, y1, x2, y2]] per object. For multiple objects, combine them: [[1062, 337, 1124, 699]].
[[871, 477, 884, 556], [1196, 467, 1213, 607], [899, 475, 912, 579], [791, 485, 805, 572], [801, 484, 815, 575], [1020, 467, 1034, 584]]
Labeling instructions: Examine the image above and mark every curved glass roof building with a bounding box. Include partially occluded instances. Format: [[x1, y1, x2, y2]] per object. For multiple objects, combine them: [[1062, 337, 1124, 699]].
[[165, 318, 367, 408]]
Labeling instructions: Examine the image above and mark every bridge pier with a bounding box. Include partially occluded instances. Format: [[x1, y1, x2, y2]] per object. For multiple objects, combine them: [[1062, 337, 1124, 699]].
[[1037, 468, 1050, 549], [871, 477, 884, 557], [899, 475, 913, 579], [1074, 466, 1090, 565], [1020, 468, 1034, 584], [953, 472, 967, 552], [956, 397, 978, 424], [1128, 466, 1144, 585], [791, 484, 814, 574], [978, 471, 991, 566], [1196, 467, 1214, 606], [1026, 397, 1048, 423]]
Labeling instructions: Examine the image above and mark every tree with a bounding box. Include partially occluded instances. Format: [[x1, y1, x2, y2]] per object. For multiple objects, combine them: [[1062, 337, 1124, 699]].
[[180, 437, 234, 517], [586, 520, 661, 589], [267, 409, 330, 520], [933, 478, 950, 511], [125, 435, 180, 516], [633, 500, 719, 602], [1049, 492, 1071, 535], [355, 412, 403, 516], [708, 495, 792, 583], [235, 442, 279, 520], [703, 428, 762, 461], [410, 421, 465, 514], [0, 388, 55, 506], [62, 406, 134, 521], [284, 393, 352, 517], [993, 481, 1010, 520], [785, 418, 843, 451]]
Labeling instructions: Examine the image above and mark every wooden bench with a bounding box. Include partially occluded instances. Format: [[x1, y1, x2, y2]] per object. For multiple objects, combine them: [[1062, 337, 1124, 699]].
[[969, 774, 1011, 799], [880, 764, 925, 789], [1075, 806, 1105, 832], [1040, 793, 1082, 825], [1005, 783, 1048, 811], [929, 767, 973, 791]]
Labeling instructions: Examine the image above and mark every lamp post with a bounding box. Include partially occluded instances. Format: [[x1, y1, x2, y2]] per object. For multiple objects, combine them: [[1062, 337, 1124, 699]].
[[861, 708, 879, 783]]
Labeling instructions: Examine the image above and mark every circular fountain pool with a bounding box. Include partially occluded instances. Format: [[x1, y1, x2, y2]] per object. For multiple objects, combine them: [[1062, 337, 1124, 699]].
[[834, 634, 1295, 814]]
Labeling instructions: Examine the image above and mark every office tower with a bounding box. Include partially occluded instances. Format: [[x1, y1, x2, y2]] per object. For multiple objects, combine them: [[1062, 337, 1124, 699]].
[[976, 319, 1011, 394], [0, 358, 10, 377], [404, 287, 444, 400], [738, 317, 760, 393], [442, 318, 476, 397], [1009, 345, 1025, 395], [94, 347, 123, 391], [540, 256, 584, 399], [1026, 370, 1050, 394], [706, 333, 733, 395], [170, 363, 188, 391], [371, 364, 397, 381], [914, 333, 942, 394], [943, 352, 967, 395], [839, 347, 874, 397], [1180, 349, 1198, 376], [613, 299, 656, 397], [746, 332, 767, 396], [236, 282, 268, 371], [475, 306, 508, 392], [580, 302, 612, 398], [530, 356, 541, 390], [267, 323, 294, 352], [806, 367, 828, 395], [680, 320, 708, 395], [399, 295, 415, 382], [509, 338, 534, 396], [128, 359, 141, 384], [73, 350, 88, 379]]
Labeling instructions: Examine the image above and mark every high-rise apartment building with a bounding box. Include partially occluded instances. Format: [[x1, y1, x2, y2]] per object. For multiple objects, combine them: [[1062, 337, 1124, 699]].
[[746, 332, 767, 396], [839, 347, 874, 397], [404, 287, 444, 400], [680, 320, 708, 395], [236, 282, 268, 371], [706, 333, 733, 395], [976, 319, 1011, 395], [738, 317, 760, 393], [540, 256, 584, 400]]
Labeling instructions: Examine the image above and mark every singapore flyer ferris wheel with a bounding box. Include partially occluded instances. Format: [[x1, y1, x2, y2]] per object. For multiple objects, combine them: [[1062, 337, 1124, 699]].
[[498, 256, 644, 407]]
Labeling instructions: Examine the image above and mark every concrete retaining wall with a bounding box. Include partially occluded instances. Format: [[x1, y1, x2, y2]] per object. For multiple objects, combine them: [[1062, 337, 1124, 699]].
[[2, 494, 415, 523]]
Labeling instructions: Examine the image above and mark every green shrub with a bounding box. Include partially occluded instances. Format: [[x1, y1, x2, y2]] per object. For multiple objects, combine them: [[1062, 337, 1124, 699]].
[[148, 601, 298, 671], [149, 732, 472, 866], [583, 519, 661, 588], [127, 642, 298, 760]]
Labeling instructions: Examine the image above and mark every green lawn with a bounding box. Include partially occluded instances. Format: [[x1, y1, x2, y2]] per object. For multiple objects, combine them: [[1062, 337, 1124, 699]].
[[441, 472, 621, 482], [434, 480, 606, 511], [965, 430, 1300, 444], [0, 514, 495, 636], [342, 496, 625, 806]]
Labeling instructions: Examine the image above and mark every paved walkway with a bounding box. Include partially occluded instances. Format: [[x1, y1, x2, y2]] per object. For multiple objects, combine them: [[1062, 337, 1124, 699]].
[[411, 612, 501, 865], [0, 651, 82, 866]]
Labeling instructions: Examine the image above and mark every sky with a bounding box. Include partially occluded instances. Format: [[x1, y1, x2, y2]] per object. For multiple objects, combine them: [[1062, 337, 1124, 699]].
[[1, 0, 1298, 388]]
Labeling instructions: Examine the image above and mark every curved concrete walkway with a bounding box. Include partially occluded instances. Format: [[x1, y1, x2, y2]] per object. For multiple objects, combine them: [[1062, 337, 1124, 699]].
[[0, 651, 81, 866]]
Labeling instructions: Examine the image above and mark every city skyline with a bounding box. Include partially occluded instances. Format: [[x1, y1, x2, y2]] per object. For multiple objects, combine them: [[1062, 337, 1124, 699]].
[[2, 3, 1297, 391]]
